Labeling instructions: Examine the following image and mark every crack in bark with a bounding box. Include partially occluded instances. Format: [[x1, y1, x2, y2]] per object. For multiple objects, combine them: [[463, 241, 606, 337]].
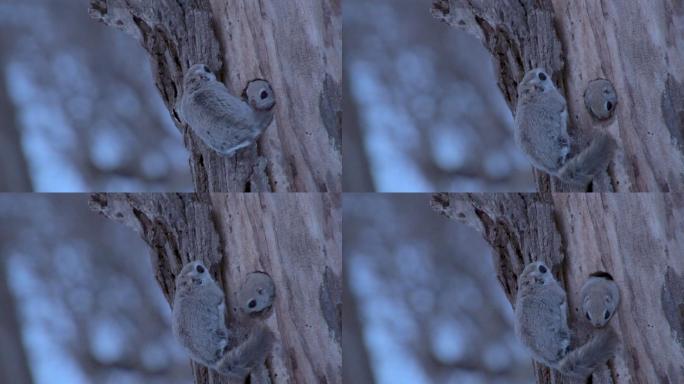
[[432, 1, 570, 192], [89, 0, 269, 192]]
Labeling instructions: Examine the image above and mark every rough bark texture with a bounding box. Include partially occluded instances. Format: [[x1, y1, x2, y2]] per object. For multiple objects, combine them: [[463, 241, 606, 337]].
[[89, 0, 341, 193], [431, 192, 684, 384], [432, 0, 684, 193], [89, 193, 342, 384]]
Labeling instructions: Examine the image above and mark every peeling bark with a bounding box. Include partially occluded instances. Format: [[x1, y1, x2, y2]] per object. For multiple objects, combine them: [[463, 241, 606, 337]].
[[89, 0, 341, 193], [432, 0, 684, 192], [431, 192, 684, 383], [89, 192, 342, 384]]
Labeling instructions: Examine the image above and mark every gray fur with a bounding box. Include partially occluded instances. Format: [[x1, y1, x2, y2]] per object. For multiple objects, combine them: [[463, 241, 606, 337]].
[[515, 68, 616, 187], [558, 133, 617, 186], [581, 274, 620, 328], [172, 260, 273, 379], [215, 323, 274, 379], [180, 64, 275, 156], [557, 328, 619, 379], [172, 260, 228, 367], [515, 261, 618, 379], [515, 261, 572, 365]]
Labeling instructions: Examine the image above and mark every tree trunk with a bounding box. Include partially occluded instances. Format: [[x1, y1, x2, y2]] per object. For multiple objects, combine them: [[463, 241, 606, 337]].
[[432, 0, 684, 193], [0, 257, 34, 384], [88, 0, 341, 193], [89, 193, 341, 384], [431, 193, 684, 383]]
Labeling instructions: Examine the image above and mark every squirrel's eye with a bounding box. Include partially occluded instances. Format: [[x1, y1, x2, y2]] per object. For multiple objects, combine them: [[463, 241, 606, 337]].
[[606, 101, 613, 111], [538, 265, 547, 274], [260, 90, 268, 100], [604, 310, 610, 320], [538, 72, 547, 81], [203, 65, 210, 73], [586, 312, 591, 321], [196, 265, 204, 274]]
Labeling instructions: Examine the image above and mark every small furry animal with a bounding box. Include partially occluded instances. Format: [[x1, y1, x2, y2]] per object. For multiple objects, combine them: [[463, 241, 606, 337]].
[[172, 260, 274, 379], [515, 261, 618, 379], [515, 68, 616, 187], [581, 272, 620, 328], [180, 64, 276, 156]]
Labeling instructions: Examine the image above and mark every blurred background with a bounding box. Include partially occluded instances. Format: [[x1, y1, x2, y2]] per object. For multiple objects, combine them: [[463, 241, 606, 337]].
[[343, 0, 534, 192], [0, 194, 192, 384], [343, 194, 533, 384], [0, 0, 192, 192]]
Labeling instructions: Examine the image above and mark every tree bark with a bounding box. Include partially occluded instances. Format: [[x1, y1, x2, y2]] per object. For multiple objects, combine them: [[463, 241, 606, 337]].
[[432, 0, 684, 193], [89, 0, 341, 193], [431, 192, 684, 383], [89, 193, 341, 384]]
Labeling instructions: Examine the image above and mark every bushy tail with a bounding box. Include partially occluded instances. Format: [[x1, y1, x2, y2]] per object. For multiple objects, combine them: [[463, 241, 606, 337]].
[[558, 133, 616, 187], [214, 324, 274, 379], [557, 328, 618, 379]]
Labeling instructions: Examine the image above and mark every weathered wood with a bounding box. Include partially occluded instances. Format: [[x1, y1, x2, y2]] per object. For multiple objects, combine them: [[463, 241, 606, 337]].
[[432, 192, 684, 383], [432, 0, 684, 192], [89, 192, 342, 384], [89, 0, 341, 193], [431, 193, 564, 303]]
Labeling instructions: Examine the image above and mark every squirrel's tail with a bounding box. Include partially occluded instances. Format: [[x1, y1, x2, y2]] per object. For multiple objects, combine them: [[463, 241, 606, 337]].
[[214, 324, 274, 379], [557, 327, 618, 379], [558, 133, 616, 187]]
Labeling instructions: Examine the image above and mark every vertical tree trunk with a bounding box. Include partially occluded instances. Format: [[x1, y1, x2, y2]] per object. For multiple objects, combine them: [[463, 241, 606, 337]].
[[431, 193, 684, 383], [432, 0, 684, 193], [89, 0, 341, 193], [89, 193, 341, 384]]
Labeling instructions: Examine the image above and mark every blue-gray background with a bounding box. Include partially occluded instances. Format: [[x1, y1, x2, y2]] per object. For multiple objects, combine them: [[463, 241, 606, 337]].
[[0, 0, 192, 192], [343, 0, 534, 192], [343, 193, 534, 383], [0, 194, 192, 384]]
